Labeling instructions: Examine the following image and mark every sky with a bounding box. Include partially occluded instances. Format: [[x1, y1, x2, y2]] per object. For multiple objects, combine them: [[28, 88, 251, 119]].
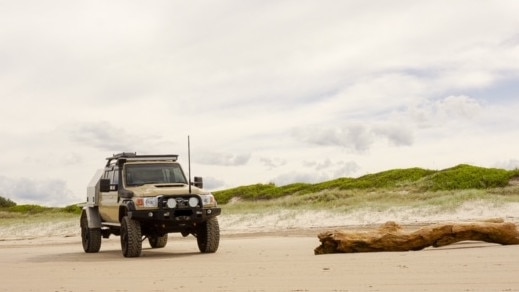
[[1, 1, 519, 206]]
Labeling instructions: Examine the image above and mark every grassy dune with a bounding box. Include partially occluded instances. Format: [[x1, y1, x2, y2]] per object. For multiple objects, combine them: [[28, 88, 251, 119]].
[[2, 164, 519, 238], [214, 164, 519, 214], [0, 205, 81, 239]]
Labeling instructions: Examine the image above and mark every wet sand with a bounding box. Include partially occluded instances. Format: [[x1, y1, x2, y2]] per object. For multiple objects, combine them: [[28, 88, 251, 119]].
[[1, 232, 519, 291]]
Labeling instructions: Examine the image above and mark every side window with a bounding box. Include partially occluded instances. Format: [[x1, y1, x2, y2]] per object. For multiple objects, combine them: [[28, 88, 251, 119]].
[[112, 169, 119, 185], [109, 168, 118, 191], [102, 168, 118, 191]]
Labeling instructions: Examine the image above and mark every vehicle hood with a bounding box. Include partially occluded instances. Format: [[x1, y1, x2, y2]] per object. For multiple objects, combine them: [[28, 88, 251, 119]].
[[128, 183, 204, 197]]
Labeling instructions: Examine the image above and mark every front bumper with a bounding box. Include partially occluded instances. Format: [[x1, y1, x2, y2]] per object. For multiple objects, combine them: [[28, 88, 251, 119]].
[[128, 207, 221, 223]]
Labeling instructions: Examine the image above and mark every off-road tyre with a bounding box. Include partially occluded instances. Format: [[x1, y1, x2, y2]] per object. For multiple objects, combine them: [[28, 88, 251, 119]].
[[148, 234, 168, 248], [121, 216, 142, 257], [80, 212, 101, 253], [197, 217, 220, 253]]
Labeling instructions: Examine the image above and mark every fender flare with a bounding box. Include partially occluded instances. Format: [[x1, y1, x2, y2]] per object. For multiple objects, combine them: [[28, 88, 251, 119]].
[[82, 206, 101, 229], [119, 200, 136, 222]]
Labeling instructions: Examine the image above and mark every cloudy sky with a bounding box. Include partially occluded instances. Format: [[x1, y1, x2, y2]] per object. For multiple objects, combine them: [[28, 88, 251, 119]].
[[1, 1, 519, 206]]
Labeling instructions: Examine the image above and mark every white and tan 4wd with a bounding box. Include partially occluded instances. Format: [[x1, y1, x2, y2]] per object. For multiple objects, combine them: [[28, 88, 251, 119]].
[[80, 153, 221, 257]]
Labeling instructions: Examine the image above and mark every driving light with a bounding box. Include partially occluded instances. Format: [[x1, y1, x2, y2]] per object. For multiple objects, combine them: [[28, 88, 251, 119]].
[[188, 197, 199, 207], [167, 198, 177, 208]]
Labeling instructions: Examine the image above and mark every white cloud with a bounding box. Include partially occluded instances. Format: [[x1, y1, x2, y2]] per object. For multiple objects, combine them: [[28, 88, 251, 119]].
[[291, 122, 414, 153], [372, 125, 414, 147], [435, 95, 483, 120], [407, 95, 483, 129], [195, 152, 251, 166], [1, 1, 519, 205], [291, 125, 370, 152], [67, 121, 166, 152], [260, 157, 287, 170], [0, 176, 74, 206]]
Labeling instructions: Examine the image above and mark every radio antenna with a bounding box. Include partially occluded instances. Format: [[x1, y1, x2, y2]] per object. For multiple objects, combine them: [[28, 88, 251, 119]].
[[188, 135, 192, 194]]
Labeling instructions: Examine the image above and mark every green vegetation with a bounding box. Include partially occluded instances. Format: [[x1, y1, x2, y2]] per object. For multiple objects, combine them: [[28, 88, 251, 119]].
[[213, 167, 437, 205], [0, 198, 83, 224], [419, 164, 519, 190], [2, 164, 519, 220], [214, 164, 519, 213], [221, 187, 519, 215], [214, 164, 519, 204], [0, 203, 82, 215], [0, 201, 82, 229], [0, 195, 16, 208]]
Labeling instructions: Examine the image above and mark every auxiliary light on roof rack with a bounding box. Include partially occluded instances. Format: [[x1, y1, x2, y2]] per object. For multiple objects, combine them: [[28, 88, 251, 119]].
[[105, 153, 179, 166]]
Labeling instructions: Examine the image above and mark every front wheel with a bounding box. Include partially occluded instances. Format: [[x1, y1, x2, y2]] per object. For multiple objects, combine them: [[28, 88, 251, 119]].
[[120, 216, 142, 257], [196, 217, 220, 253], [80, 212, 101, 253]]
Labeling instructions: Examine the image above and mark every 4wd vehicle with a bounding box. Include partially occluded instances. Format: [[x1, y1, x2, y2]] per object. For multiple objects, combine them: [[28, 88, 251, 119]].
[[80, 152, 221, 257]]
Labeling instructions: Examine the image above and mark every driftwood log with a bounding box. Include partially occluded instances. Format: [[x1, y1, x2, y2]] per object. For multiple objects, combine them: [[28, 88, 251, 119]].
[[315, 218, 519, 255]]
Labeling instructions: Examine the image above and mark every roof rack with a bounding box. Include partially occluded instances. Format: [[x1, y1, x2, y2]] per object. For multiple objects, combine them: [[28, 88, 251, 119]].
[[112, 152, 137, 159], [105, 153, 179, 166]]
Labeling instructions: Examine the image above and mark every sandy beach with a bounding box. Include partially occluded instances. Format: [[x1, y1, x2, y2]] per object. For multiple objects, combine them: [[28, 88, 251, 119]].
[[1, 229, 519, 292], [2, 203, 519, 291]]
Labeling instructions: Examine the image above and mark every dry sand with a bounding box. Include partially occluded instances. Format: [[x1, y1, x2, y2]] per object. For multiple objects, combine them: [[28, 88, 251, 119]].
[[2, 230, 519, 291], [2, 202, 519, 291]]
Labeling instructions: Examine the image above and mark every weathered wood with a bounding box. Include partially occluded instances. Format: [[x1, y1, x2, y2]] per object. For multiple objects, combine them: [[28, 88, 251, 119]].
[[314, 218, 519, 255]]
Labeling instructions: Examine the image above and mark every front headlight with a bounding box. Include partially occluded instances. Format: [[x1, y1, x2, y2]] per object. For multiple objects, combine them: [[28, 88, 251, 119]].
[[200, 193, 217, 208], [136, 197, 158, 208]]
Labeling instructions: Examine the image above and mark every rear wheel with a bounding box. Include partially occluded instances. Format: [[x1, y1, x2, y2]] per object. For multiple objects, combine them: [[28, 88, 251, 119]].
[[197, 217, 220, 253], [148, 234, 168, 248], [80, 212, 101, 253], [121, 216, 142, 257]]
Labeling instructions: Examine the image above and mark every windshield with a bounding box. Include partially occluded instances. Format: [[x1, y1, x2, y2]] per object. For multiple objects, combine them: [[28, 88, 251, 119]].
[[125, 163, 187, 186]]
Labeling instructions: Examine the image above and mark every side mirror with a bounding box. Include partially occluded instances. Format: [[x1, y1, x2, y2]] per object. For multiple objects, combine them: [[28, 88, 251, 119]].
[[193, 176, 203, 189], [99, 179, 111, 192]]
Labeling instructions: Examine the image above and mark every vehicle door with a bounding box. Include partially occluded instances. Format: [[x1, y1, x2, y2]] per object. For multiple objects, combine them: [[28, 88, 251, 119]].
[[99, 166, 120, 223]]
